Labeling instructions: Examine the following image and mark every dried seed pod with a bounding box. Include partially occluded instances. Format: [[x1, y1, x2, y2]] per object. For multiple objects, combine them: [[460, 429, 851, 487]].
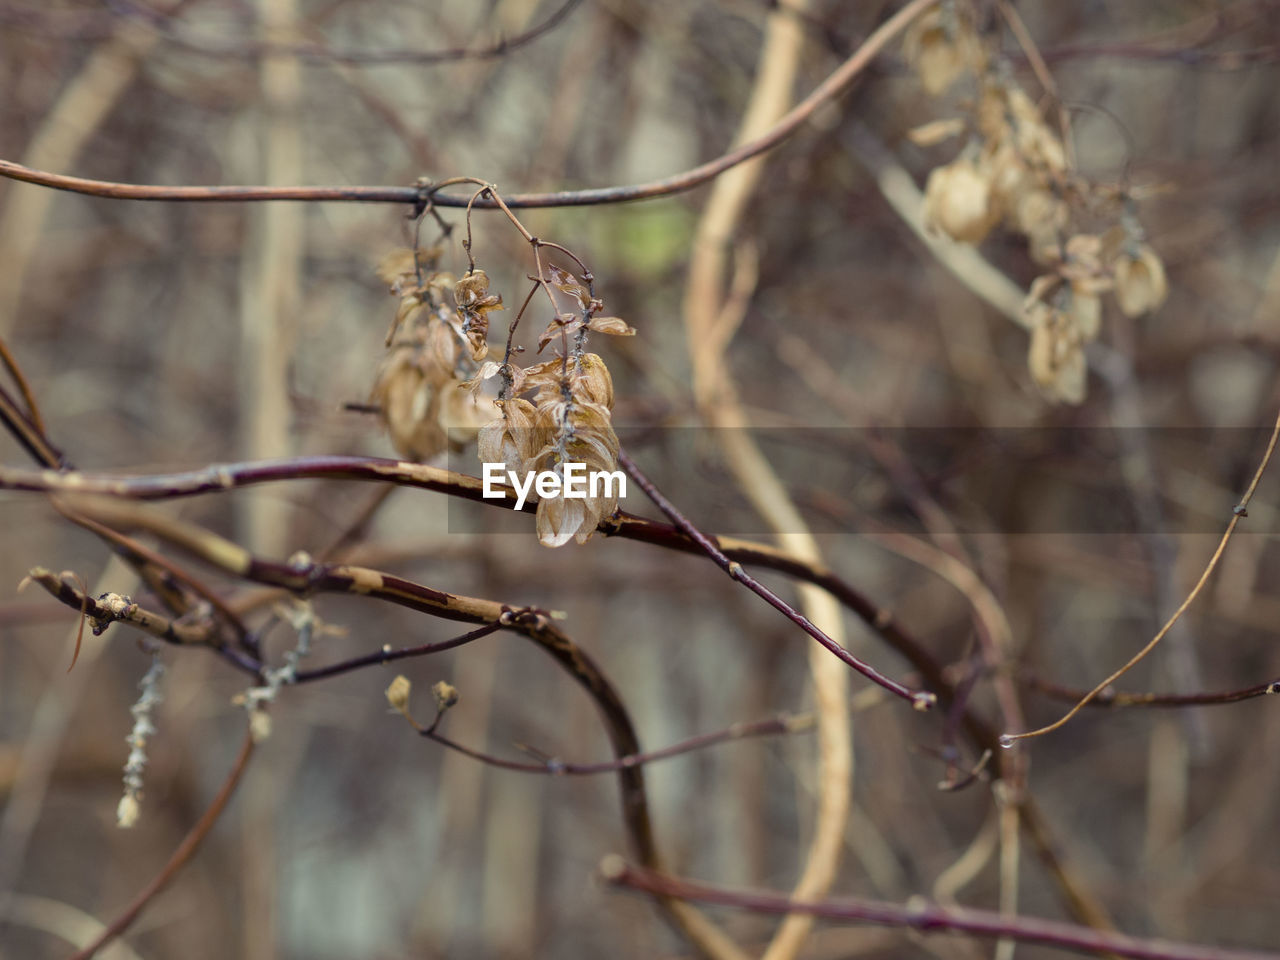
[[478, 398, 543, 475], [1006, 89, 1067, 175], [923, 158, 998, 245], [1027, 304, 1086, 404], [1015, 189, 1068, 260], [903, 8, 982, 96], [370, 348, 448, 461], [454, 268, 503, 361], [1113, 244, 1168, 317], [1069, 290, 1102, 342]]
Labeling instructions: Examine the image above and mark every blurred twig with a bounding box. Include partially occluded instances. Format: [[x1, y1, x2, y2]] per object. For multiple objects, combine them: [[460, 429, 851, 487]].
[[0, 0, 939, 209], [601, 858, 1280, 960]]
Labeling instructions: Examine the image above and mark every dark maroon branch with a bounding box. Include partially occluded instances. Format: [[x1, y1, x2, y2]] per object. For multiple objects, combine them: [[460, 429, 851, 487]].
[[0, 0, 938, 209], [617, 449, 936, 710], [414, 711, 810, 777], [104, 0, 583, 65], [600, 859, 1280, 960], [292, 623, 501, 683], [1024, 672, 1280, 709]]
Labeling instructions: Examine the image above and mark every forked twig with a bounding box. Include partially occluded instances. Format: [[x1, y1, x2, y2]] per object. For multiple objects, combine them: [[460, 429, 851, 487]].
[[618, 449, 936, 710], [1003, 404, 1280, 745]]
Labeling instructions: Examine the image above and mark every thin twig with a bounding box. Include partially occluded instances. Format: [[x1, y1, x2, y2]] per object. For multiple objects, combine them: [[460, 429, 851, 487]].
[[292, 623, 500, 683], [1003, 403, 1280, 744], [0, 0, 939, 210], [412, 711, 812, 777], [67, 726, 256, 960], [1023, 673, 1280, 709], [618, 448, 935, 710], [599, 859, 1280, 960]]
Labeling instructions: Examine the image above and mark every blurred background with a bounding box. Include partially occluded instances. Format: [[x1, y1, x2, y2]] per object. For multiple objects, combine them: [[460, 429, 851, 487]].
[[3, 0, 1280, 957]]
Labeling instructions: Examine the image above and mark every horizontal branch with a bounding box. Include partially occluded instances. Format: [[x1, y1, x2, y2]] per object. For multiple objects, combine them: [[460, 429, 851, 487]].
[[1023, 672, 1280, 709], [0, 455, 938, 706], [418, 712, 813, 776], [292, 623, 501, 683], [0, 0, 938, 209], [601, 859, 1280, 960]]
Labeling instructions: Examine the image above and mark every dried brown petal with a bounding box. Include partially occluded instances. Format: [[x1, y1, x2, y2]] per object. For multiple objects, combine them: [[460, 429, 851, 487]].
[[1069, 290, 1102, 342], [1015, 190, 1068, 251], [371, 353, 446, 460], [536, 493, 588, 548], [575, 353, 614, 408], [1027, 306, 1087, 404], [1113, 244, 1169, 317], [538, 317, 582, 352], [547, 265, 591, 309], [454, 269, 492, 307], [586, 316, 635, 337]]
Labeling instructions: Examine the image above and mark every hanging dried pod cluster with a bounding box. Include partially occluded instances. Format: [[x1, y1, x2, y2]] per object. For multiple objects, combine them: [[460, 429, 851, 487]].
[[904, 1, 1169, 403], [370, 248, 499, 460], [474, 266, 635, 547]]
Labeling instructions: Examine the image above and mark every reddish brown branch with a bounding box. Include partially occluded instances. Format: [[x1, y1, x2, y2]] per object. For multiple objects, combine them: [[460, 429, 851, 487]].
[[417, 712, 811, 777], [68, 727, 256, 960], [292, 623, 501, 683], [618, 448, 935, 709], [600, 859, 1280, 960], [1024, 672, 1280, 709], [0, 0, 938, 210]]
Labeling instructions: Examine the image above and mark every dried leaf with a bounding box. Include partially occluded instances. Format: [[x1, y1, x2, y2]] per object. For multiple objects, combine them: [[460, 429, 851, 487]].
[[586, 316, 635, 337]]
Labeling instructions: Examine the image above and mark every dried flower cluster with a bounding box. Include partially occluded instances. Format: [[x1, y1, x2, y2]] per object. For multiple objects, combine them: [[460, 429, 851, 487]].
[[370, 248, 499, 460], [370, 210, 635, 547], [905, 1, 1169, 403], [473, 266, 635, 547]]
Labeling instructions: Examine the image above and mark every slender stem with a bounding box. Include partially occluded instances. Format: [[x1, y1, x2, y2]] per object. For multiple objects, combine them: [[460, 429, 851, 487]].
[[292, 623, 500, 683], [617, 448, 935, 710], [1004, 403, 1280, 744], [601, 860, 1280, 960], [0, 335, 46, 434], [0, 0, 939, 210], [415, 712, 811, 776], [1023, 673, 1280, 709], [68, 727, 256, 960]]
